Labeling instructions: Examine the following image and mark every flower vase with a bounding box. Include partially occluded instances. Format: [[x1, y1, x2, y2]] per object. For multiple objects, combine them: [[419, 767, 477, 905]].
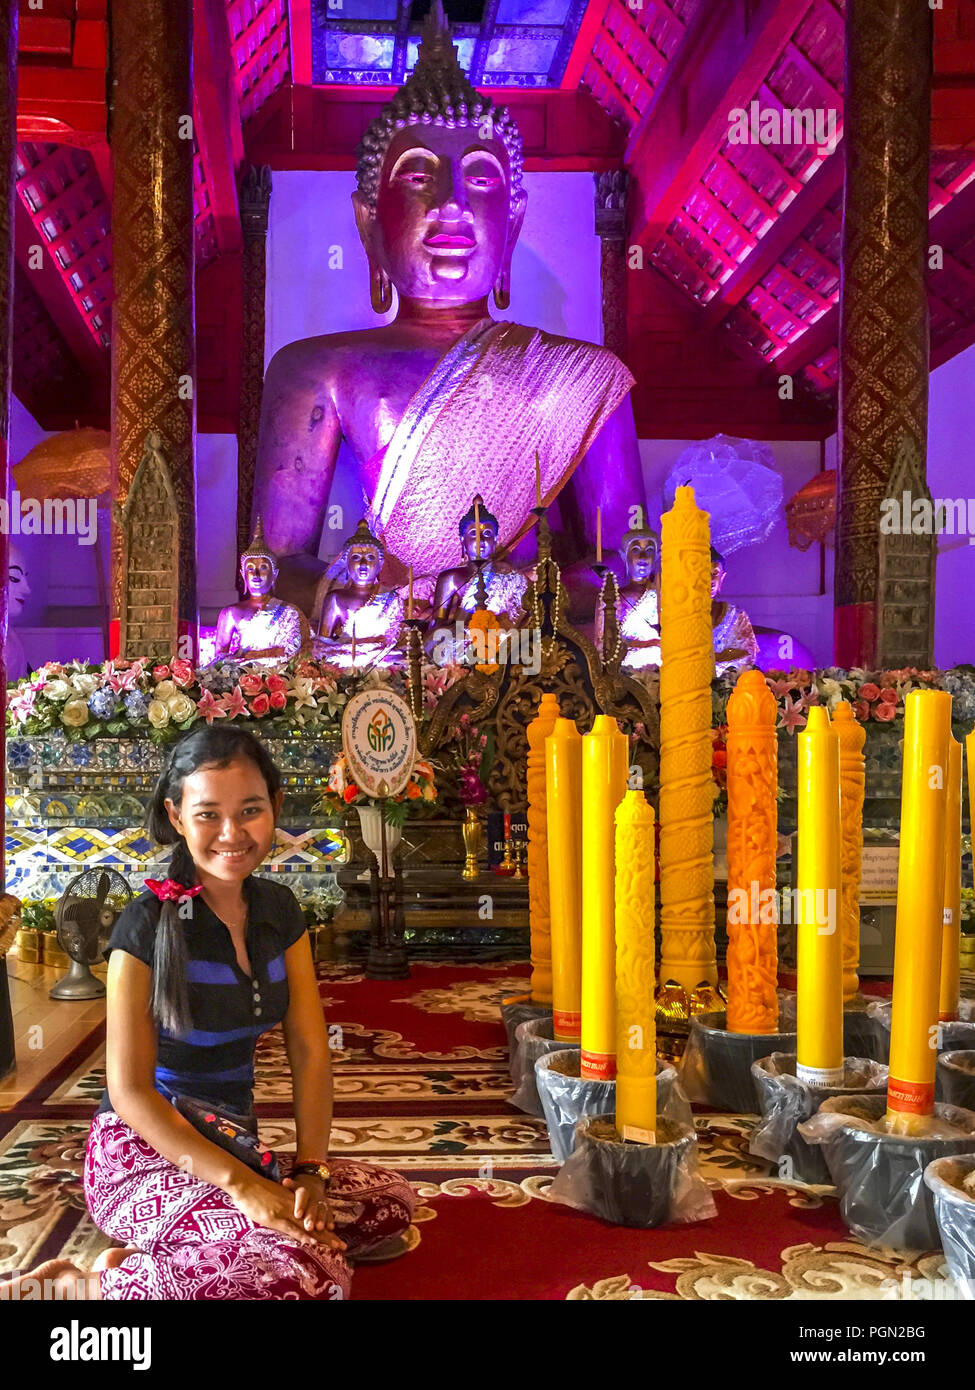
[[462, 807, 482, 881], [355, 803, 401, 879]]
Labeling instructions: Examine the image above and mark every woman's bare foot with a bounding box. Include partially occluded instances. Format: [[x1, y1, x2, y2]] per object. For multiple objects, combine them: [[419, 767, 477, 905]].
[[0, 1258, 101, 1300], [93, 1246, 139, 1273]]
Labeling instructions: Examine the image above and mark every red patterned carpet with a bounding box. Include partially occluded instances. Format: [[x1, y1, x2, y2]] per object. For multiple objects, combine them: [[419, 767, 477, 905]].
[[0, 959, 952, 1300]]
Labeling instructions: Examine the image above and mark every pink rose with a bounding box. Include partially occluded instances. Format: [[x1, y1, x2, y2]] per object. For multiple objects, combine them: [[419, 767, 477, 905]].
[[269, 690, 287, 710], [249, 693, 270, 717], [917, 670, 938, 683], [873, 701, 897, 722], [853, 699, 870, 722], [239, 673, 264, 697], [152, 664, 171, 681], [170, 658, 195, 689], [265, 673, 287, 694], [858, 683, 881, 702], [879, 687, 897, 705]]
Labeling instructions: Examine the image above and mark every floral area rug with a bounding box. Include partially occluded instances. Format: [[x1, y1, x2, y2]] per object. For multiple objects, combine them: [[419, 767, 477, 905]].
[[0, 960, 956, 1299]]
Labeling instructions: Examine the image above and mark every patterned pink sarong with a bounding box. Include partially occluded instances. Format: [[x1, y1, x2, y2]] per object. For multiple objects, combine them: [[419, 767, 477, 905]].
[[84, 1111, 415, 1300]]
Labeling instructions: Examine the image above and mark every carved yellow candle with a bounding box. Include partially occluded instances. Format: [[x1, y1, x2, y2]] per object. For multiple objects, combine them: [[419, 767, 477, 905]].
[[796, 706, 843, 1088], [546, 717, 583, 1042], [725, 669, 778, 1034], [615, 790, 657, 1141], [658, 485, 717, 992], [939, 737, 962, 1023], [527, 694, 561, 1005], [886, 689, 951, 1134], [581, 714, 628, 1079], [834, 701, 866, 1002]]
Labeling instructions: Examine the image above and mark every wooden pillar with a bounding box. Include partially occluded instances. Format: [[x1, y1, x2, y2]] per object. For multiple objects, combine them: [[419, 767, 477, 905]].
[[237, 164, 272, 571], [110, 0, 197, 657], [834, 0, 932, 667], [594, 170, 628, 363]]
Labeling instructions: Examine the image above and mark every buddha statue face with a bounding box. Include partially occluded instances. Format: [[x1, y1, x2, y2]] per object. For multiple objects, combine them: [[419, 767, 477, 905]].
[[346, 543, 383, 586], [241, 555, 277, 599], [354, 123, 526, 307], [8, 544, 30, 616], [624, 536, 658, 585], [710, 557, 726, 598], [461, 518, 496, 565]]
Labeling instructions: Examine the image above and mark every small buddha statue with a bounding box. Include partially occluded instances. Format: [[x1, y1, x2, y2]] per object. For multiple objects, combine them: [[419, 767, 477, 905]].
[[4, 543, 31, 681], [432, 494, 528, 627], [315, 518, 405, 667], [711, 547, 758, 674], [212, 519, 309, 664], [605, 526, 661, 671]]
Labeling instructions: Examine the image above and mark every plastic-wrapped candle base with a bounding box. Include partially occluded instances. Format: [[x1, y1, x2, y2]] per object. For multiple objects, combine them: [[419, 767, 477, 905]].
[[501, 1001, 552, 1084], [867, 999, 975, 1078], [509, 1016, 573, 1116], [548, 1114, 716, 1228], [842, 996, 889, 1063], [799, 1093, 975, 1249], [534, 1049, 691, 1163], [679, 1004, 797, 1112], [938, 1052, 975, 1112], [923, 1156, 975, 1298], [749, 1053, 888, 1185]]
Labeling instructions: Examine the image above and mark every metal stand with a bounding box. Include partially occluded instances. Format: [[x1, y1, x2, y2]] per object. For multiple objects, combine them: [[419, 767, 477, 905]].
[[365, 797, 410, 979]]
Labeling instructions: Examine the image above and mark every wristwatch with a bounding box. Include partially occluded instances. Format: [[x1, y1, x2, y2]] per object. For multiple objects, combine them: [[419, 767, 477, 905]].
[[293, 1160, 331, 1189]]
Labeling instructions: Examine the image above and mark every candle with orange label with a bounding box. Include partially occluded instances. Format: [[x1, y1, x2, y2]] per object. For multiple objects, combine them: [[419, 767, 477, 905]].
[[886, 689, 951, 1133], [938, 737, 962, 1022], [546, 718, 583, 1042], [580, 714, 628, 1079], [615, 790, 658, 1140]]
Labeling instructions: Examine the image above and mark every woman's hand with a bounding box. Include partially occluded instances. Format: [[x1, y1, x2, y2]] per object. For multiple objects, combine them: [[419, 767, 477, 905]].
[[230, 1173, 346, 1251], [281, 1174, 345, 1249]]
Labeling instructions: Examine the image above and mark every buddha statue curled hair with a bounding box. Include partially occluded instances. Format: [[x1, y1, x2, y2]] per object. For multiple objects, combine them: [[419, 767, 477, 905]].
[[355, 0, 524, 211]]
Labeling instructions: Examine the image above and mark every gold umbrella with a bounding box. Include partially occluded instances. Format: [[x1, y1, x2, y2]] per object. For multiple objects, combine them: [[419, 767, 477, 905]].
[[13, 428, 111, 501]]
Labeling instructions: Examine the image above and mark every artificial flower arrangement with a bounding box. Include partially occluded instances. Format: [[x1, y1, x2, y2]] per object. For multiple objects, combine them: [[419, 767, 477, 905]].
[[449, 711, 491, 806], [4, 656, 396, 744], [318, 751, 439, 828]]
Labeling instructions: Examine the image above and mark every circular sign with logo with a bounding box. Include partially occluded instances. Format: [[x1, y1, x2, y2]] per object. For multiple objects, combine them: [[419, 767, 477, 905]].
[[341, 689, 417, 799]]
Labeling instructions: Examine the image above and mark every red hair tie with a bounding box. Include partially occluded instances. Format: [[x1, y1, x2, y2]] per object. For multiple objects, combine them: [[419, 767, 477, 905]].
[[145, 878, 204, 904]]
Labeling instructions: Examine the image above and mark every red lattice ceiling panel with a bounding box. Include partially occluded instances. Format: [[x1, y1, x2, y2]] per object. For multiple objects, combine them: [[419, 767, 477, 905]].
[[12, 264, 89, 424], [193, 145, 219, 269], [582, 0, 705, 130], [15, 141, 112, 349], [226, 0, 290, 126]]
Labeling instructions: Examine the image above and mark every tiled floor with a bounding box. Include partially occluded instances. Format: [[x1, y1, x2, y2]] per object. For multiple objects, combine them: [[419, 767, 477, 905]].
[[1, 952, 106, 1110]]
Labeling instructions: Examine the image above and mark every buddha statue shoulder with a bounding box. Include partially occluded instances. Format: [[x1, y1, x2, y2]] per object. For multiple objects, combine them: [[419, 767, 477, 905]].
[[253, 0, 645, 618], [212, 519, 309, 665], [314, 517, 404, 667], [710, 548, 758, 674]]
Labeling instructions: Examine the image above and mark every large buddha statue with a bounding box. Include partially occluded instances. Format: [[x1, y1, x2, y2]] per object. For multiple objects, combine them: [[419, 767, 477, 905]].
[[253, 0, 645, 617], [211, 519, 309, 664], [314, 518, 405, 667], [432, 494, 528, 625]]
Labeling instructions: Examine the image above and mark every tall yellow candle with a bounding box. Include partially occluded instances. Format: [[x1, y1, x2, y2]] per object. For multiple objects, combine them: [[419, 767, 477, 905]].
[[886, 689, 951, 1133], [546, 718, 583, 1042], [796, 705, 843, 1088], [938, 737, 962, 1022], [615, 790, 657, 1141], [527, 693, 561, 1006], [658, 485, 717, 991], [581, 714, 628, 1080], [725, 669, 778, 1034], [833, 701, 866, 1002]]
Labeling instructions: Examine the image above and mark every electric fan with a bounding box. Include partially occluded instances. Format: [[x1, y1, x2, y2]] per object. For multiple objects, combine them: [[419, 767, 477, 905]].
[[49, 869, 133, 1000]]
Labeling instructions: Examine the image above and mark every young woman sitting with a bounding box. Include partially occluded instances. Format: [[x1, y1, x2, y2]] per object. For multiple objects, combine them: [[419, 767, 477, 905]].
[[3, 725, 414, 1300]]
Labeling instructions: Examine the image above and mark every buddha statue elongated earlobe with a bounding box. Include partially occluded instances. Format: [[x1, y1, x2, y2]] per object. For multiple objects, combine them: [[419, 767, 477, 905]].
[[492, 265, 510, 312], [371, 262, 392, 315]]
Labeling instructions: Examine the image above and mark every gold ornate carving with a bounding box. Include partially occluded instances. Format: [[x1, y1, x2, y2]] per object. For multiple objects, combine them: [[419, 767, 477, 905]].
[[834, 700, 866, 1001], [876, 436, 936, 669], [725, 670, 779, 1034], [238, 164, 273, 572], [114, 433, 180, 660]]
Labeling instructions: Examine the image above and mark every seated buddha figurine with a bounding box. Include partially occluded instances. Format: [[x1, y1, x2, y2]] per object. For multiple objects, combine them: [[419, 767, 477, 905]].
[[432, 494, 528, 625], [711, 548, 758, 674], [314, 518, 405, 667], [613, 526, 661, 671], [252, 0, 645, 619], [212, 519, 309, 664]]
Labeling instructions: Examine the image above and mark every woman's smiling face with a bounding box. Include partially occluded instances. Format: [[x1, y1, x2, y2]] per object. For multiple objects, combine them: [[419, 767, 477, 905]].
[[166, 758, 282, 884]]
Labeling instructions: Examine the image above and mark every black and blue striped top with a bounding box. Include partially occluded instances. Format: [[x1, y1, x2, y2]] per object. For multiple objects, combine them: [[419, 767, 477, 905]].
[[97, 875, 308, 1118]]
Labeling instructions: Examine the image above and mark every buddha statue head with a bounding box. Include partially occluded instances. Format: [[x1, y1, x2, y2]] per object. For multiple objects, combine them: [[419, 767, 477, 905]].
[[620, 526, 659, 585], [459, 494, 498, 564], [7, 542, 30, 617], [353, 0, 526, 314], [710, 546, 727, 598], [240, 518, 279, 599], [341, 518, 386, 586]]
